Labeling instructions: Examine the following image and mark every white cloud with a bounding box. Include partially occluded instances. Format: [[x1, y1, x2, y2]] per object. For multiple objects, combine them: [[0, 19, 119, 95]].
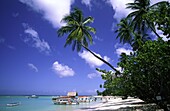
[[115, 67, 123, 73], [81, 0, 92, 7], [94, 35, 103, 42], [87, 73, 99, 79], [114, 43, 131, 49], [114, 42, 133, 56], [151, 25, 170, 41], [106, 0, 133, 21], [87, 70, 103, 79], [106, 0, 168, 22], [25, 28, 38, 38], [22, 23, 51, 55], [116, 47, 133, 55], [28, 63, 38, 72], [103, 56, 110, 62], [78, 50, 110, 68], [52, 61, 75, 78], [19, 0, 74, 28]]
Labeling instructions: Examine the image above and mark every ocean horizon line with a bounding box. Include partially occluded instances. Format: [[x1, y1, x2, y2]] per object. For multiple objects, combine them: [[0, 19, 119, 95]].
[[0, 94, 96, 96]]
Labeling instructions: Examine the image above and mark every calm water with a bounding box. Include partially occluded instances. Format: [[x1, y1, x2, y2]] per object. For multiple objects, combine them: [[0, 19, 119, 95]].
[[0, 96, 98, 111]]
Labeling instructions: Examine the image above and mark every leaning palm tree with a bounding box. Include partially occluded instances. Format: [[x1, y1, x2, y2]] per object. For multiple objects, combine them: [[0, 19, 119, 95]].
[[57, 8, 118, 72], [126, 0, 167, 38], [126, 0, 150, 33]]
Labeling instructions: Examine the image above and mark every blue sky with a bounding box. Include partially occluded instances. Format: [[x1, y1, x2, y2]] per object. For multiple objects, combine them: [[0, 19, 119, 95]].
[[0, 0, 166, 95]]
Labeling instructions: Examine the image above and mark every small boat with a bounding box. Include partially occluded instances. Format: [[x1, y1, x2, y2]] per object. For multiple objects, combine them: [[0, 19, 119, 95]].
[[28, 94, 38, 98], [6, 102, 20, 107]]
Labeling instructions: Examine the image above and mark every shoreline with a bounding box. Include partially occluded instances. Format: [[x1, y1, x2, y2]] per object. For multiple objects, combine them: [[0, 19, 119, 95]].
[[76, 97, 160, 111]]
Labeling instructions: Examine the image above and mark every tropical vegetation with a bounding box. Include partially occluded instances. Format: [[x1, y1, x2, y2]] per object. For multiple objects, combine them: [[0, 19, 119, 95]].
[[57, 0, 170, 110], [98, 0, 170, 110]]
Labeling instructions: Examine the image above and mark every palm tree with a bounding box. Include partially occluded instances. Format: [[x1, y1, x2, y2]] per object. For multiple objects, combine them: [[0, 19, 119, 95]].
[[126, 0, 150, 32], [131, 33, 150, 51], [115, 0, 168, 50], [57, 8, 118, 72], [115, 18, 133, 44], [126, 0, 168, 38], [148, 1, 170, 38], [115, 18, 150, 50]]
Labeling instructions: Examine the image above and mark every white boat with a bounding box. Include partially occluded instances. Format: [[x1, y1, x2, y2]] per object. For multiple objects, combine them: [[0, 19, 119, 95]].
[[28, 95, 38, 98], [6, 102, 20, 107]]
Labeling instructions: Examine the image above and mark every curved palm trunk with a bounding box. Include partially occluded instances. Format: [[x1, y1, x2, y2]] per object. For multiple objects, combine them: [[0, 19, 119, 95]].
[[145, 18, 161, 38], [82, 44, 119, 73]]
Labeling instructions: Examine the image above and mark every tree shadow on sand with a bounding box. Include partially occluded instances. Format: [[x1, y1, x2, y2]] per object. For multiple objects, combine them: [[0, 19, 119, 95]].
[[79, 101, 162, 111]]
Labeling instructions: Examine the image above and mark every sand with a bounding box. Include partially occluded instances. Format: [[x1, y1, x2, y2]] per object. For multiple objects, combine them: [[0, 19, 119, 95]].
[[76, 97, 145, 111]]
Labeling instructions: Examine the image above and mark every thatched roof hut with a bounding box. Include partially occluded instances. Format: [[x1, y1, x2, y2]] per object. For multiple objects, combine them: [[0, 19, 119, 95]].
[[67, 92, 78, 97]]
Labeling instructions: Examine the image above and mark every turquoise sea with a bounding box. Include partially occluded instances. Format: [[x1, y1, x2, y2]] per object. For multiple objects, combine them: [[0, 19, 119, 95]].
[[0, 96, 98, 111]]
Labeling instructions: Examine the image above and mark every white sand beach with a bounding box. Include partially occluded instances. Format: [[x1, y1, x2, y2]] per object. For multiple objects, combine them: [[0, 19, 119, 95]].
[[76, 97, 147, 111]]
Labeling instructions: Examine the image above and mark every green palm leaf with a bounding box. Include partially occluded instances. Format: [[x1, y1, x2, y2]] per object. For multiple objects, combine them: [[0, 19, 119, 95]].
[[57, 8, 96, 52], [83, 29, 93, 45], [83, 16, 94, 25], [57, 26, 74, 37]]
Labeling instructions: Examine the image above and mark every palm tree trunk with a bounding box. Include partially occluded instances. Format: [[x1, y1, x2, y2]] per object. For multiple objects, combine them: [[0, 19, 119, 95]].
[[81, 44, 119, 73], [145, 18, 161, 38]]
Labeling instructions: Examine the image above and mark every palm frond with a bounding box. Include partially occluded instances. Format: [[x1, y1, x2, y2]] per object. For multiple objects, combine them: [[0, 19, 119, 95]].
[[126, 11, 138, 19], [64, 37, 72, 47], [77, 27, 84, 42], [62, 15, 74, 22], [67, 21, 79, 26], [85, 26, 96, 34], [73, 8, 83, 23], [57, 26, 74, 37], [76, 41, 82, 52], [72, 40, 77, 51], [126, 3, 141, 9], [83, 29, 93, 44], [64, 28, 79, 47], [83, 16, 94, 25], [83, 37, 88, 47]]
